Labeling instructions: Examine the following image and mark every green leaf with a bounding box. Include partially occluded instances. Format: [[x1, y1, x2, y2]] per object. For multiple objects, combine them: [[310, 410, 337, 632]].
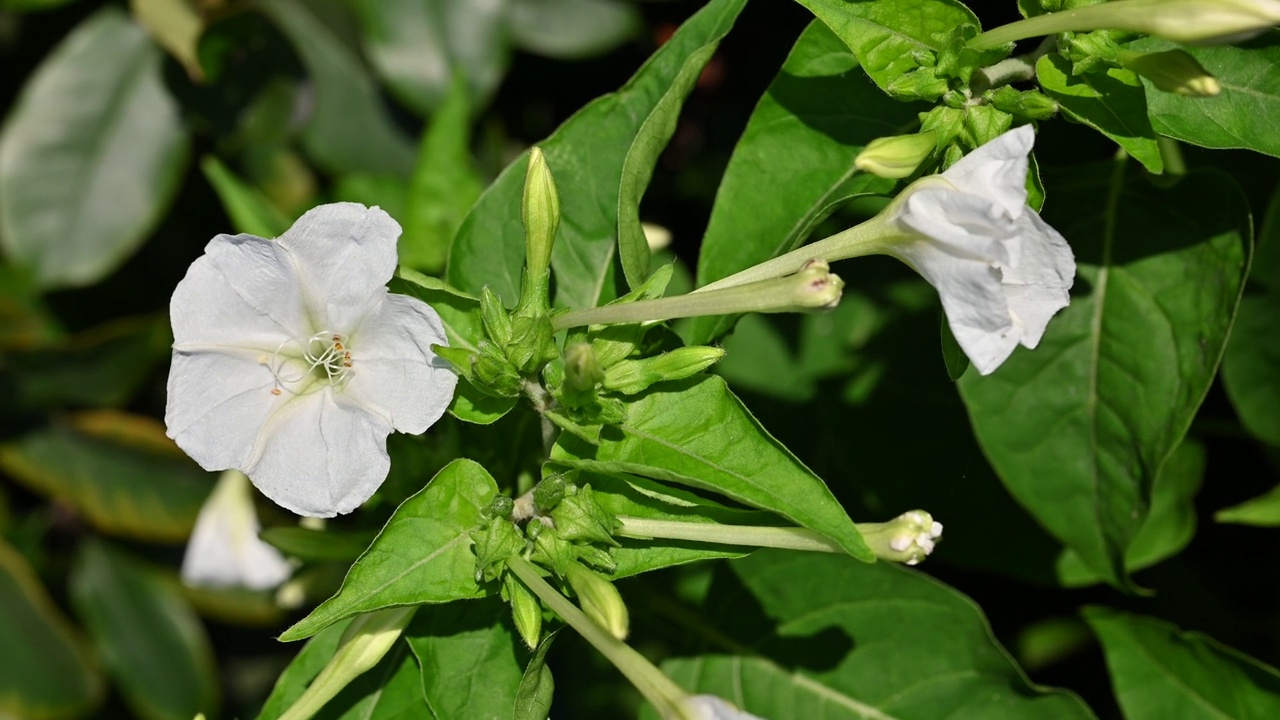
[[405, 597, 525, 719], [353, 0, 507, 116], [0, 538, 103, 720], [1215, 483, 1280, 526], [403, 74, 483, 274], [1036, 54, 1163, 174], [259, 527, 377, 563], [1083, 607, 1280, 719], [663, 550, 1095, 719], [1127, 33, 1280, 159], [689, 20, 913, 343], [1055, 439, 1204, 587], [552, 376, 871, 561], [0, 6, 189, 288], [279, 459, 499, 641], [0, 411, 211, 542], [324, 643, 428, 720], [70, 540, 219, 720], [793, 0, 979, 94], [200, 155, 291, 238], [257, 0, 415, 176], [959, 167, 1250, 587], [449, 0, 747, 309], [256, 619, 352, 719], [513, 631, 556, 720], [508, 0, 640, 59]]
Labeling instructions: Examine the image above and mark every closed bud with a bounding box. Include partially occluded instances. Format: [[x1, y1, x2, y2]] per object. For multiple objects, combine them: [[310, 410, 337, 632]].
[[1118, 49, 1221, 97], [489, 495, 515, 518], [565, 561, 629, 641], [988, 87, 1060, 120], [519, 147, 560, 313], [533, 474, 568, 513], [474, 342, 524, 397], [565, 343, 605, 391], [855, 131, 938, 179], [857, 510, 943, 565], [503, 573, 543, 649], [602, 346, 727, 395]]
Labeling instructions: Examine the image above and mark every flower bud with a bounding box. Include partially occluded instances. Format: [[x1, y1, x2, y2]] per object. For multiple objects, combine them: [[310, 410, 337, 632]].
[[565, 342, 605, 391], [855, 131, 938, 179], [519, 147, 560, 313], [533, 474, 568, 513], [565, 561, 629, 641], [1118, 49, 1221, 97], [503, 573, 543, 649], [857, 510, 943, 565], [505, 315, 558, 374], [602, 346, 727, 395]]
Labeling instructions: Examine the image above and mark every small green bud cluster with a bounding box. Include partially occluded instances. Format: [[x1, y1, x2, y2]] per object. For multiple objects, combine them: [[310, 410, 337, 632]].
[[471, 472, 627, 648]]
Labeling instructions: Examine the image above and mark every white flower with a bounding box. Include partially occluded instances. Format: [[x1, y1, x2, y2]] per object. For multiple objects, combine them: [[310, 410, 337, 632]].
[[165, 203, 457, 517], [182, 469, 291, 590], [675, 695, 767, 720], [888, 125, 1074, 375]]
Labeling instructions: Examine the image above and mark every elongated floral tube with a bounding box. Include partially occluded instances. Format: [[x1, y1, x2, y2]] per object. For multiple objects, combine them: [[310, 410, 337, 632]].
[[968, 0, 1280, 50]]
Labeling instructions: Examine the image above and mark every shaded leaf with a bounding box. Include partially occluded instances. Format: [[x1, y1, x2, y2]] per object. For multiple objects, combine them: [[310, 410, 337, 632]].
[[405, 597, 525, 719], [200, 155, 291, 238], [1215, 483, 1280, 527], [508, 0, 639, 59]]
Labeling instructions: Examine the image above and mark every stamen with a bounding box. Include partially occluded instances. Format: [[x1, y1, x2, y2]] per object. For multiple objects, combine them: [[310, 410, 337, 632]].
[[261, 331, 355, 395]]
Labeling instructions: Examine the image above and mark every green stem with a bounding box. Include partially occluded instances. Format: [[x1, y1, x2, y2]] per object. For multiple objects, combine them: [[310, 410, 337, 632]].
[[968, 4, 1145, 51], [505, 555, 690, 718], [616, 516, 843, 553]]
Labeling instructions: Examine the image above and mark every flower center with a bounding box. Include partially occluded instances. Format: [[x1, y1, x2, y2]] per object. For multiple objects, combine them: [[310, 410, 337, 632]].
[[262, 331, 354, 396]]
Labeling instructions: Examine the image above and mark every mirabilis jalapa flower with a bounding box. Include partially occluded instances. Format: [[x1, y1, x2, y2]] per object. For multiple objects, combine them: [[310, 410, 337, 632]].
[[165, 203, 457, 517], [700, 125, 1074, 375], [181, 469, 291, 590]]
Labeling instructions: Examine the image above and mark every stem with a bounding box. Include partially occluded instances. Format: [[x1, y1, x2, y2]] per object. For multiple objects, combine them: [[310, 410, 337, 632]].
[[972, 37, 1055, 92], [506, 556, 689, 718], [521, 378, 558, 456], [968, 8, 1101, 50], [616, 516, 843, 554]]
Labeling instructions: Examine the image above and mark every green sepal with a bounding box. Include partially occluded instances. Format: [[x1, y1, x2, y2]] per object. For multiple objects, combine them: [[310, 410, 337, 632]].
[[886, 66, 949, 102], [935, 24, 1008, 85], [564, 343, 604, 391], [505, 314, 558, 375], [1062, 30, 1124, 76], [476, 341, 524, 397], [602, 346, 727, 395], [528, 519, 575, 576], [471, 518, 527, 584], [502, 572, 543, 650], [574, 544, 618, 575], [587, 264, 675, 368], [963, 105, 1015, 150], [549, 485, 621, 547], [480, 287, 514, 347], [988, 87, 1060, 120]]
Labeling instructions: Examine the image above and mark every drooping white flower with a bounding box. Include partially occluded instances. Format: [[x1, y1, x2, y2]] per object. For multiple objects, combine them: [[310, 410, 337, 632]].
[[165, 203, 457, 517], [182, 469, 291, 590], [675, 695, 767, 720]]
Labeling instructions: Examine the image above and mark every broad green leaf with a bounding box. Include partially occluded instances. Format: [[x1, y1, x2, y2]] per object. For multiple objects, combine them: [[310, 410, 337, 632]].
[[617, 35, 718, 290], [1036, 54, 1163, 174], [449, 0, 747, 309], [257, 0, 415, 176], [405, 597, 525, 719], [0, 411, 211, 542], [280, 459, 498, 641], [0, 7, 189, 288], [353, 0, 507, 116], [256, 619, 353, 719], [793, 0, 979, 93], [389, 268, 517, 423], [3, 314, 170, 409], [1215, 483, 1280, 526], [70, 540, 219, 720], [1083, 607, 1280, 719], [0, 538, 103, 720], [200, 155, 291, 238], [959, 167, 1250, 587], [689, 20, 913, 343], [552, 375, 872, 561], [1127, 33, 1280, 159], [513, 631, 556, 720], [1223, 182, 1280, 446], [508, 0, 640, 59], [662, 550, 1095, 719], [1055, 439, 1204, 587], [403, 74, 483, 274]]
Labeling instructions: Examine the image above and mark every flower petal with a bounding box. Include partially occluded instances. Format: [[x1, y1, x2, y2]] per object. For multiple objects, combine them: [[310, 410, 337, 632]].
[[182, 470, 291, 590], [166, 348, 279, 471], [680, 695, 767, 720], [275, 203, 401, 333], [171, 233, 307, 349], [939, 124, 1034, 218], [1002, 212, 1075, 349], [897, 188, 1016, 266], [342, 293, 458, 434], [243, 391, 394, 517]]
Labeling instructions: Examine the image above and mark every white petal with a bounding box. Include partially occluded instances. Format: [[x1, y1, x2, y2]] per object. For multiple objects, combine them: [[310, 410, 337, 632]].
[[678, 695, 768, 720], [1001, 212, 1075, 349], [171, 233, 308, 348], [182, 470, 291, 590], [939, 125, 1034, 218], [343, 293, 458, 434], [166, 348, 280, 472], [896, 188, 1017, 266], [276, 203, 401, 333], [243, 391, 394, 517]]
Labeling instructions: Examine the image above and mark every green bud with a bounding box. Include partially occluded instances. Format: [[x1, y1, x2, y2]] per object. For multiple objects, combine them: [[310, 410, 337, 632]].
[[565, 562, 629, 641], [503, 573, 543, 649], [564, 343, 605, 391], [533, 474, 567, 513], [549, 485, 620, 547], [988, 87, 1059, 121], [505, 314, 558, 374], [489, 495, 515, 518], [885, 67, 949, 101], [854, 131, 938, 180], [1118, 49, 1221, 97], [519, 147, 560, 314], [962, 105, 1014, 149], [529, 519, 575, 575], [575, 543, 618, 574], [480, 287, 513, 346], [919, 106, 966, 149], [602, 346, 727, 395], [474, 341, 523, 397], [470, 517, 526, 583], [858, 510, 943, 565]]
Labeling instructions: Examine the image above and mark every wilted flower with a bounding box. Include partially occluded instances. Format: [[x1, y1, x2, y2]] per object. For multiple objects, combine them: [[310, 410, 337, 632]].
[[165, 203, 457, 517], [181, 470, 291, 590]]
